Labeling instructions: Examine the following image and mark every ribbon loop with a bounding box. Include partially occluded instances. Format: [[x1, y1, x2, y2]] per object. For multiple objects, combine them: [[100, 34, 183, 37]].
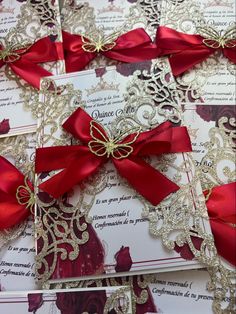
[[36, 108, 192, 206], [156, 26, 236, 75], [0, 156, 33, 230], [204, 182, 236, 266], [0, 37, 62, 88]]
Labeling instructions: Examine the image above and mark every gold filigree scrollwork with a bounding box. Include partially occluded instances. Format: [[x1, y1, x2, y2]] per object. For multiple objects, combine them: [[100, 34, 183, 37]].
[[104, 287, 131, 314]]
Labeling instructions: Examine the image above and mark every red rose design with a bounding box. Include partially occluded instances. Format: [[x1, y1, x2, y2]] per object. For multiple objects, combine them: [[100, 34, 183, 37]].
[[116, 61, 151, 77], [196, 105, 216, 122], [0, 119, 10, 134], [56, 291, 107, 314], [115, 246, 133, 272], [95, 67, 106, 78], [174, 235, 203, 260], [28, 293, 43, 313]]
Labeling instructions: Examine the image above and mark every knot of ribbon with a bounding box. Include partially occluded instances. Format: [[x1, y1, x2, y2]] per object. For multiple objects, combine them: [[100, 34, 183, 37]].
[[0, 156, 34, 230], [204, 182, 236, 266], [62, 28, 159, 73], [156, 26, 236, 76], [0, 37, 63, 89], [35, 108, 192, 206]]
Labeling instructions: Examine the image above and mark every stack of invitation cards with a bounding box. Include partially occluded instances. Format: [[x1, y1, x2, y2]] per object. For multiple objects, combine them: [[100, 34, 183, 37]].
[[0, 286, 132, 314], [0, 0, 64, 138], [35, 59, 216, 289]]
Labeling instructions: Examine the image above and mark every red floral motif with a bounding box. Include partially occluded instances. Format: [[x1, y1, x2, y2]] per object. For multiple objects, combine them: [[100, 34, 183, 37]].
[[174, 236, 203, 260], [196, 105, 236, 125], [95, 67, 107, 77], [56, 291, 107, 314], [116, 60, 151, 77], [28, 293, 43, 313], [0, 119, 10, 134], [114, 246, 133, 272]]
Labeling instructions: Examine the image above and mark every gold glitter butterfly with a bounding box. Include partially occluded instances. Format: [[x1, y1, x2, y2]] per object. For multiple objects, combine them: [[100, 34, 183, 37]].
[[0, 41, 32, 63], [16, 177, 35, 214], [81, 33, 118, 53], [88, 121, 141, 159], [197, 25, 236, 49]]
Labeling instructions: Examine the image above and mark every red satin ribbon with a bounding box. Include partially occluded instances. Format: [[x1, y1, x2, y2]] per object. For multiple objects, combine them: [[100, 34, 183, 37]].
[[0, 156, 33, 230], [156, 26, 236, 76], [0, 37, 63, 89], [204, 182, 236, 266], [63, 29, 159, 72], [35, 108, 192, 205]]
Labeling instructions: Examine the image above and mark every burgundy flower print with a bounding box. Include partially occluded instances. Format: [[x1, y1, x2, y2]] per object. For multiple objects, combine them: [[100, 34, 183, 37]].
[[0, 119, 10, 134], [95, 67, 107, 78], [116, 61, 151, 77], [196, 105, 236, 127], [174, 235, 203, 260], [28, 293, 43, 313], [196, 105, 216, 122], [56, 290, 107, 314], [114, 246, 133, 272]]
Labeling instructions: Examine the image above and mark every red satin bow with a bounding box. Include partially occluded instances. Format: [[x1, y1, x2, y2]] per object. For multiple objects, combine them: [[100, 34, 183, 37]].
[[35, 108, 192, 205], [156, 26, 236, 76], [204, 182, 236, 266], [0, 156, 33, 230], [63, 28, 159, 72], [0, 37, 63, 89]]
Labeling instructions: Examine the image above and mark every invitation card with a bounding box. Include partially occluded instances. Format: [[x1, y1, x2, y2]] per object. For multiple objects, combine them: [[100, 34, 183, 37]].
[[61, 0, 161, 70], [158, 0, 236, 105], [35, 59, 214, 287], [0, 286, 132, 314], [0, 0, 64, 138]]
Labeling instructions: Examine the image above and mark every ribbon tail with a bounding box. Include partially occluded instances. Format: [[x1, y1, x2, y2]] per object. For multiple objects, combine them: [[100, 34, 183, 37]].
[[23, 37, 62, 62], [62, 31, 96, 72], [104, 43, 159, 63], [0, 191, 30, 230], [113, 156, 179, 206], [210, 219, 236, 266], [35, 146, 91, 173], [206, 182, 236, 224], [38, 150, 104, 198], [223, 47, 236, 64], [10, 59, 53, 89], [0, 156, 25, 195], [169, 48, 213, 76]]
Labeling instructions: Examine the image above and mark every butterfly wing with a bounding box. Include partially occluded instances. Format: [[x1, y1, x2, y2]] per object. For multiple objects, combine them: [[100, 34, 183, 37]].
[[202, 38, 221, 49], [112, 144, 134, 159], [223, 26, 236, 48], [197, 26, 220, 40], [112, 127, 141, 159], [88, 121, 109, 157], [81, 36, 97, 52]]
